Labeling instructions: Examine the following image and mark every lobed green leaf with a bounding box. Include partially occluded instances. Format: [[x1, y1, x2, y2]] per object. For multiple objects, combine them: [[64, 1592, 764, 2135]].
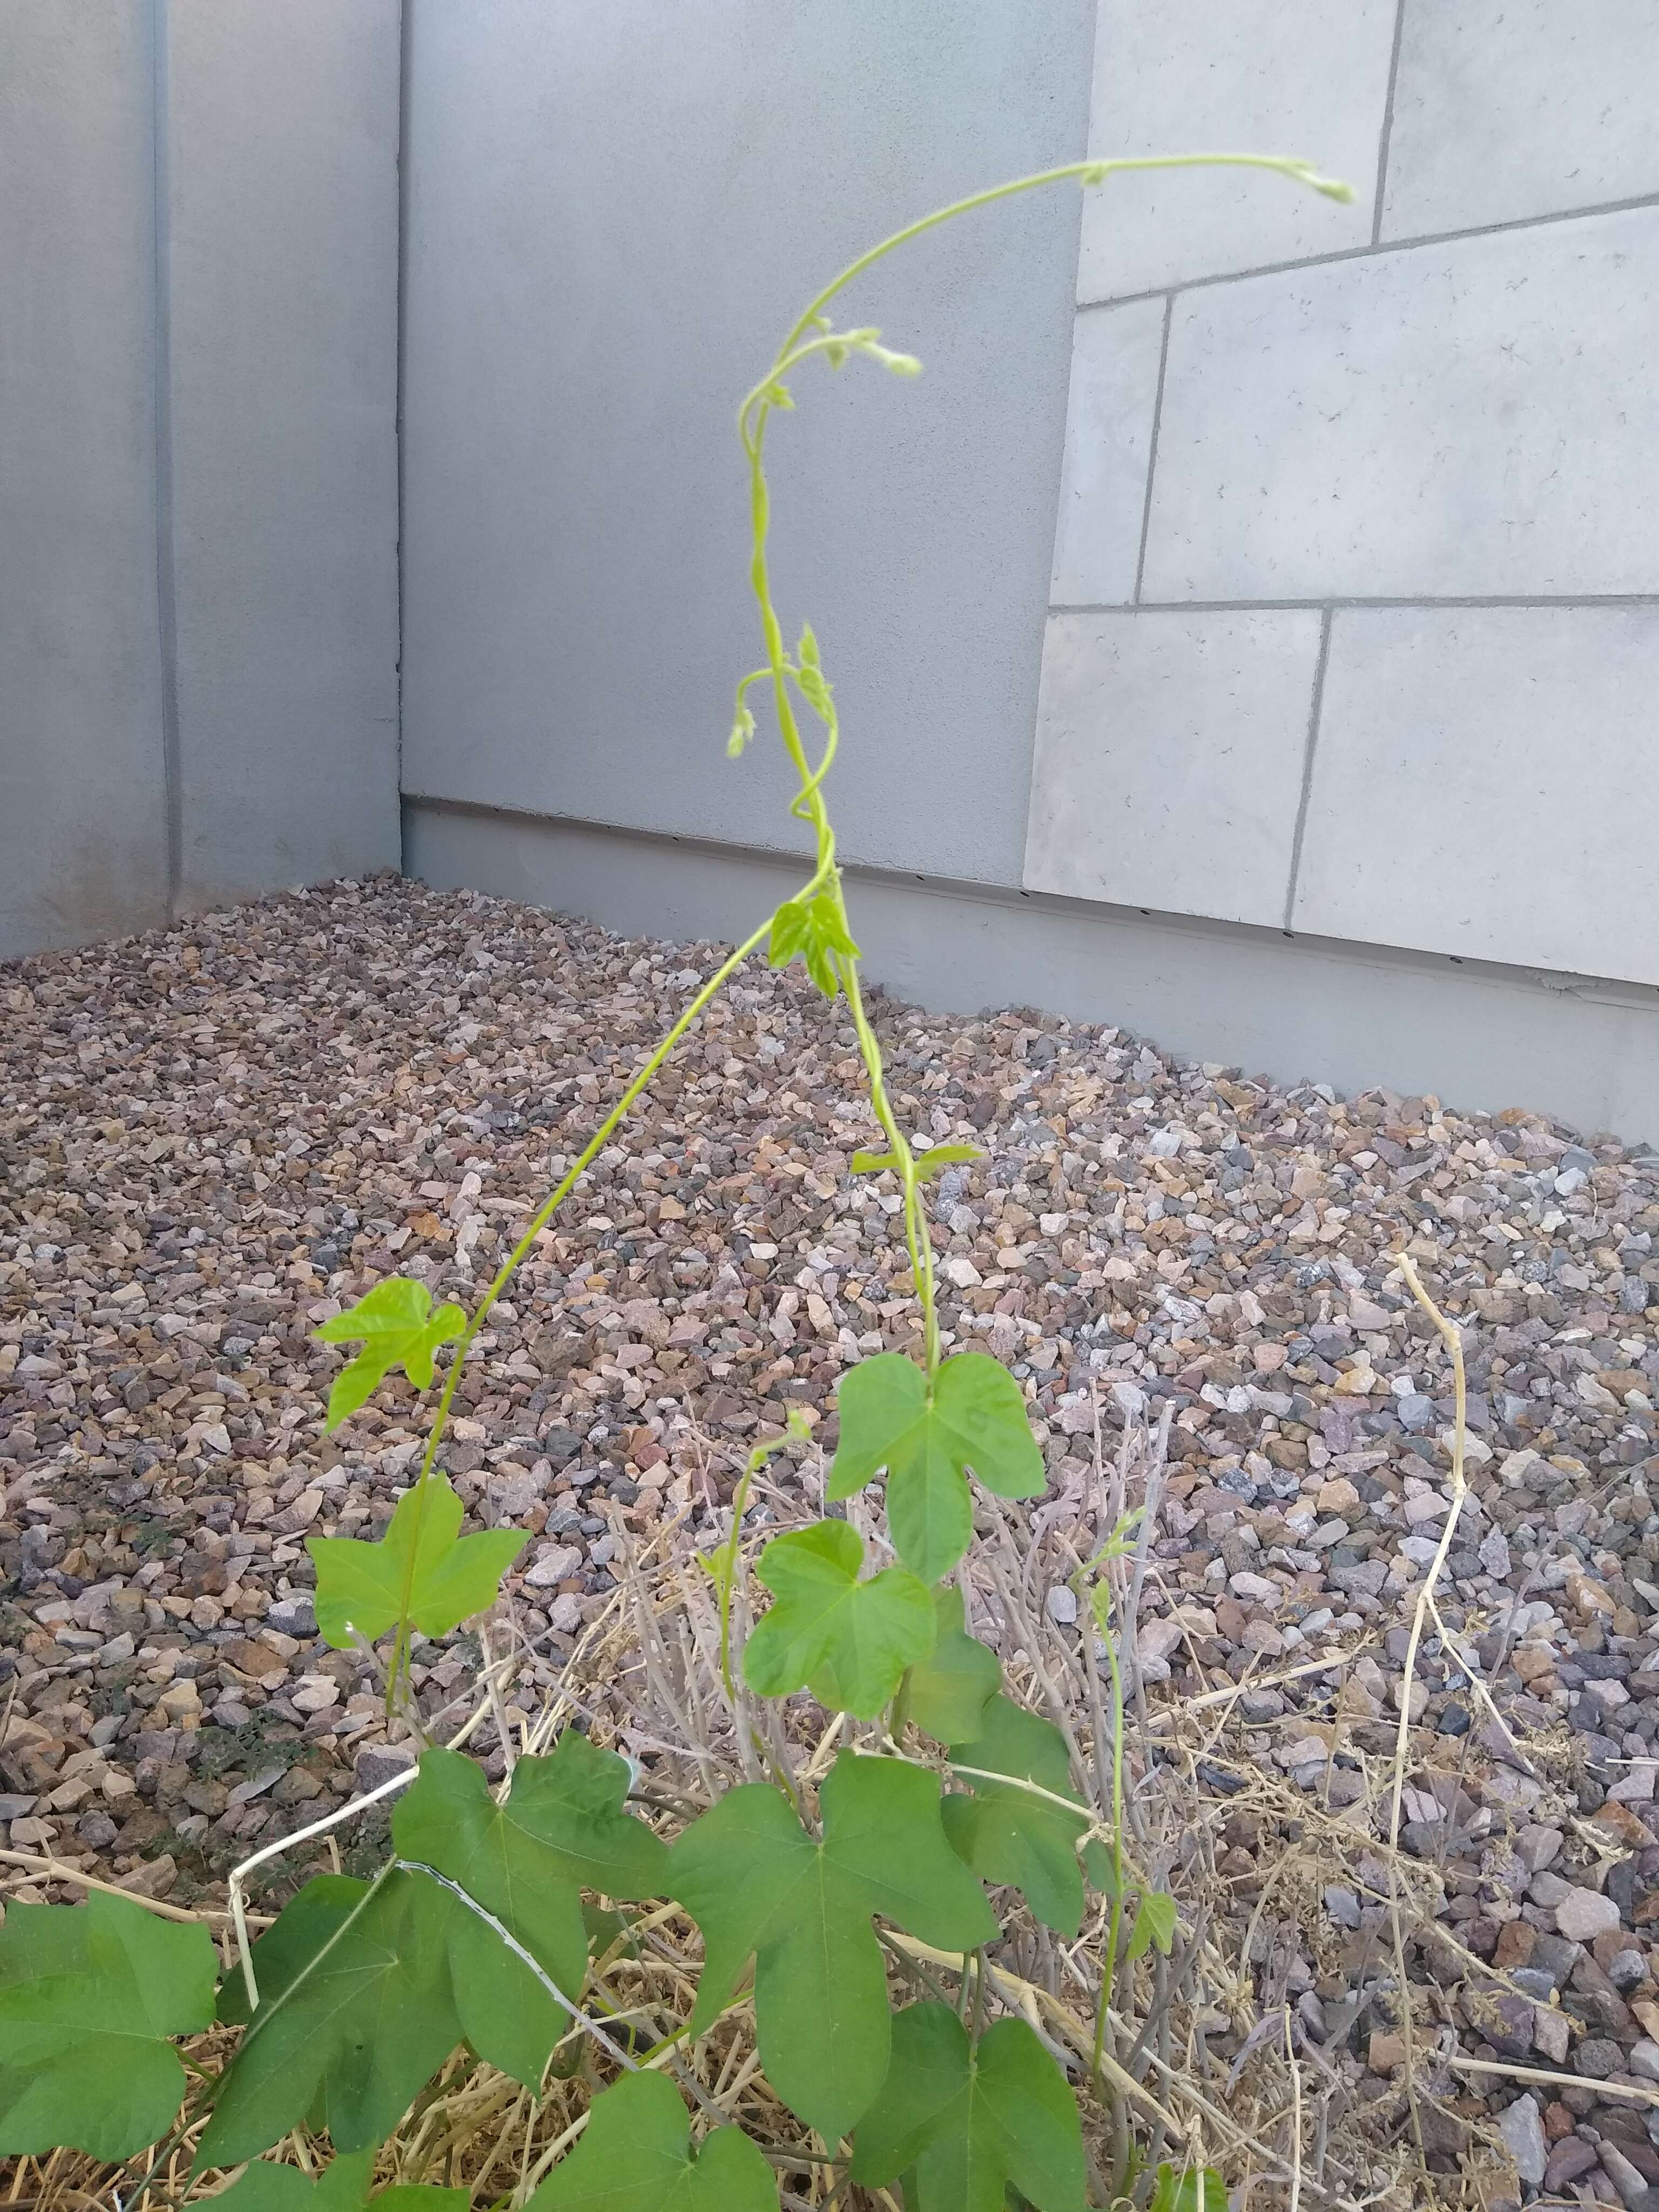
[[743, 1518, 934, 1718], [308, 1472, 524, 1649], [528, 2071, 776, 2210], [208, 1735, 669, 2162], [314, 1278, 466, 1431], [848, 2002, 1085, 2211], [943, 1695, 1092, 1937], [849, 1142, 983, 1181], [828, 1352, 1044, 1584], [210, 2148, 467, 2212], [393, 1738, 668, 2084], [667, 1751, 995, 2143], [203, 1873, 459, 2166], [0, 1891, 216, 2161], [766, 893, 859, 1000], [906, 1585, 1000, 1744]]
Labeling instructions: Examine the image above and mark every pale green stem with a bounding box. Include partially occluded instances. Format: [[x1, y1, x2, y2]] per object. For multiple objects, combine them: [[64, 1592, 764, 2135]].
[[385, 912, 779, 1694], [775, 152, 1350, 363], [1093, 1628, 1129, 2095]]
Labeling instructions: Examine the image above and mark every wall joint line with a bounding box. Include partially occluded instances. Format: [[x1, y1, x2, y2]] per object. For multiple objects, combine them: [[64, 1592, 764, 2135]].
[[1283, 605, 1333, 933], [149, 0, 182, 920], [1131, 293, 1174, 605]]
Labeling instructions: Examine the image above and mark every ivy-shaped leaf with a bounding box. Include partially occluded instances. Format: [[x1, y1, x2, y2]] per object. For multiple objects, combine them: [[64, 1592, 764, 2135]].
[[391, 1739, 669, 2086], [308, 1473, 524, 1648], [767, 892, 859, 1000], [828, 1353, 1044, 1584], [667, 1751, 996, 2143], [0, 1891, 216, 2161], [848, 2002, 1086, 2212], [743, 1519, 934, 1718], [907, 1586, 1000, 1744], [204, 1873, 461, 2166], [210, 2148, 467, 2212], [314, 1279, 467, 1430], [529, 2071, 776, 2210], [943, 1695, 1091, 1937]]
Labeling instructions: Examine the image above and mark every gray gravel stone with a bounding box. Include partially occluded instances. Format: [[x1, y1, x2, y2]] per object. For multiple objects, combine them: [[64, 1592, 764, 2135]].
[[3, 876, 1658, 2135], [1498, 2093, 1546, 2186]]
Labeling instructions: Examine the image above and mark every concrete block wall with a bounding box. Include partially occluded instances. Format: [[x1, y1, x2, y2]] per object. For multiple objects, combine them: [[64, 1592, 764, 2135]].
[[0, 1, 401, 961], [1028, 1, 1659, 995]]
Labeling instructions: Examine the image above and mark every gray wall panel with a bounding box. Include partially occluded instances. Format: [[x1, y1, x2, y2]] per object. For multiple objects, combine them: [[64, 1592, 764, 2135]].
[[399, 0, 1095, 888], [0, 5, 168, 956]]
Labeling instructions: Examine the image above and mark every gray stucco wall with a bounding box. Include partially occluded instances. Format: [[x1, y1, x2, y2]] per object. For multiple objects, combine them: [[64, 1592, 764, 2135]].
[[1, 0, 401, 961], [1027, 1, 1659, 992], [2, 6, 170, 953], [399, 0, 1096, 885]]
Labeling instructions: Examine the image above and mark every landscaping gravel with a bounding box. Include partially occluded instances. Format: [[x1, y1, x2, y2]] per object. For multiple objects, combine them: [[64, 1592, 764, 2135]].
[[6, 875, 1659, 2197]]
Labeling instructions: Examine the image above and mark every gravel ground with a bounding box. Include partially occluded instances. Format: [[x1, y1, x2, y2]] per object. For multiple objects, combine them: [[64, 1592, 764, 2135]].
[[6, 876, 1659, 2198]]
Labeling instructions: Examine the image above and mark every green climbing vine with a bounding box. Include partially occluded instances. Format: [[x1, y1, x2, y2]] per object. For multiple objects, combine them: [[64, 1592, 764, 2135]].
[[0, 149, 1350, 2209]]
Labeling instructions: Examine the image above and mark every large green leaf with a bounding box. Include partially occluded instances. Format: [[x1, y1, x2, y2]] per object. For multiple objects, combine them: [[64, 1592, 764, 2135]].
[[667, 1752, 995, 2143], [391, 1739, 669, 2085], [906, 1586, 1000, 1744], [315, 1278, 467, 1430], [0, 1891, 216, 2160], [308, 1473, 524, 1647], [943, 1695, 1091, 1937], [529, 2072, 776, 2210], [849, 2002, 1085, 2212], [202, 1873, 461, 2166], [210, 2147, 468, 2212], [743, 1519, 934, 1718], [828, 1353, 1044, 1583]]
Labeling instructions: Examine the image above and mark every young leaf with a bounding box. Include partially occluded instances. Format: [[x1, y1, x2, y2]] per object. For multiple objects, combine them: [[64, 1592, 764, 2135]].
[[203, 1872, 461, 2166], [942, 1695, 1091, 1937], [742, 1519, 934, 1718], [850, 1143, 983, 1181], [1147, 2163, 1229, 2212], [767, 893, 859, 1000], [1126, 1889, 1178, 1963], [390, 1738, 669, 2086], [667, 1750, 995, 2143], [314, 1278, 467, 1431], [828, 1352, 1044, 1584], [848, 2002, 1085, 2212], [0, 1891, 216, 2161], [308, 1472, 524, 1648], [529, 2071, 776, 2210], [906, 1586, 1000, 1744]]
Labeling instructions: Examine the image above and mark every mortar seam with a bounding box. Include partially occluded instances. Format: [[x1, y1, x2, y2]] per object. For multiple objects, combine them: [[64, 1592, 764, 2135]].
[[1283, 605, 1333, 933], [1075, 186, 1659, 312], [1131, 294, 1174, 605], [1372, 0, 1408, 247]]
